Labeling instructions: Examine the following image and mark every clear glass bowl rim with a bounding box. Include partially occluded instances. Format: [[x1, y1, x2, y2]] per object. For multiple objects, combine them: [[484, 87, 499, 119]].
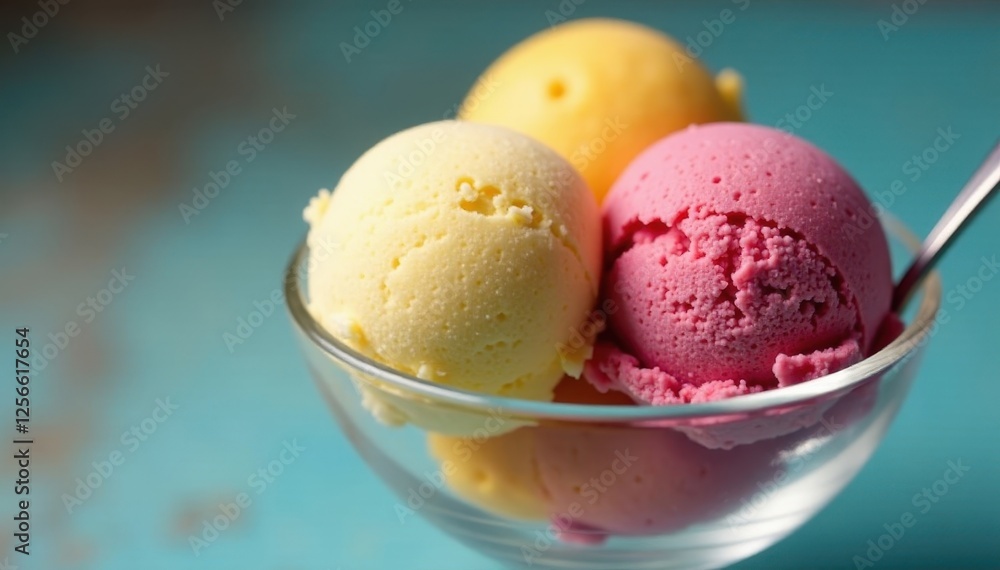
[[285, 214, 941, 422]]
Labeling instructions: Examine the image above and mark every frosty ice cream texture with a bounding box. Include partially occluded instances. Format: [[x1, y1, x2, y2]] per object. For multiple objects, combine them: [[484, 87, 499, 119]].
[[303, 121, 601, 415], [586, 122, 893, 405], [460, 18, 743, 202]]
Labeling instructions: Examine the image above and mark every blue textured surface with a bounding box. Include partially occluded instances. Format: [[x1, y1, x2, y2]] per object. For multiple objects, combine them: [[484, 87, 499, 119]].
[[1, 1, 998, 568]]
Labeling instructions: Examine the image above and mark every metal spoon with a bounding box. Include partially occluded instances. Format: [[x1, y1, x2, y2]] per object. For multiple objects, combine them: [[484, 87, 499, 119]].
[[893, 141, 1000, 311]]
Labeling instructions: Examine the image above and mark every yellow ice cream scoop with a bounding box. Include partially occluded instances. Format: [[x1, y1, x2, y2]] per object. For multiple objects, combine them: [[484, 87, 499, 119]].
[[424, 377, 636, 520], [460, 18, 743, 202], [428, 428, 545, 520], [303, 121, 601, 433]]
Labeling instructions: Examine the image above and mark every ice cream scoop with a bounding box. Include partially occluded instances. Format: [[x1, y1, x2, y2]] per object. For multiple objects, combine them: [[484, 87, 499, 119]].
[[534, 422, 778, 543], [587, 123, 893, 411], [428, 428, 545, 521], [304, 121, 601, 433], [535, 371, 891, 543], [424, 377, 632, 521], [460, 18, 743, 202]]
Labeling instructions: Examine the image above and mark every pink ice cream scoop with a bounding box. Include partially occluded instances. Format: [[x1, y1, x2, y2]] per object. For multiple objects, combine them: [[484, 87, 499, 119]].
[[535, 377, 885, 541], [535, 423, 777, 542], [538, 378, 770, 542], [586, 123, 893, 407]]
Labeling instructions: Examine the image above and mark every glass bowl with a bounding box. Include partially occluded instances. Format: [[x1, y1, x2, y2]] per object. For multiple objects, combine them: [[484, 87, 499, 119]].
[[285, 216, 941, 570]]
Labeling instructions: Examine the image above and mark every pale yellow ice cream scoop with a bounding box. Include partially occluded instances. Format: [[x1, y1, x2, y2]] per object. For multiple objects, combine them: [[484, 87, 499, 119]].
[[428, 429, 545, 520], [303, 121, 601, 430], [460, 18, 743, 202]]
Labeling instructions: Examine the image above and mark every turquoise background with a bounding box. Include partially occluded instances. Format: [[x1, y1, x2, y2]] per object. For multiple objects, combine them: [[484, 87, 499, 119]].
[[1, 1, 998, 568]]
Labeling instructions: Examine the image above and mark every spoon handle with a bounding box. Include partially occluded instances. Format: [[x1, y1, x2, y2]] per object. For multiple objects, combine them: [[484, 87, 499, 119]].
[[893, 140, 1000, 311]]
